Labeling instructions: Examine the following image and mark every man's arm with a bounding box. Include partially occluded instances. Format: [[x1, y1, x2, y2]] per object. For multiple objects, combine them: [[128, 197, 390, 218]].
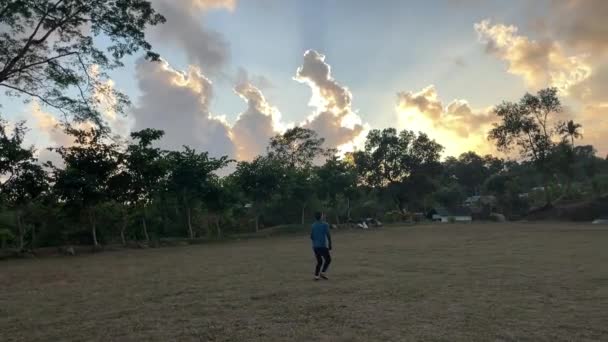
[[326, 226, 332, 250]]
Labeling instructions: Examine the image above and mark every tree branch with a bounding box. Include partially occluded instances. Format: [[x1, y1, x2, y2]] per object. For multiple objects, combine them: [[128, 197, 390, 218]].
[[4, 52, 78, 79], [0, 0, 65, 81], [0, 83, 67, 114]]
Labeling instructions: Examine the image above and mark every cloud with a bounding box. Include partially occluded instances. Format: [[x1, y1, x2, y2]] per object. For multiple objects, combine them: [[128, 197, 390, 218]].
[[475, 19, 591, 94], [132, 58, 236, 158], [396, 85, 499, 157], [577, 103, 608, 157], [569, 64, 608, 103], [150, 0, 235, 73], [397, 85, 495, 138], [231, 74, 284, 160], [28, 103, 96, 166], [294, 50, 366, 152], [89, 65, 131, 138], [545, 0, 608, 55], [235, 68, 274, 90]]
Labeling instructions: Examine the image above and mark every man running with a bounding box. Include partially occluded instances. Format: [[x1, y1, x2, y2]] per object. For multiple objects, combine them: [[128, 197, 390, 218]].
[[311, 212, 332, 281]]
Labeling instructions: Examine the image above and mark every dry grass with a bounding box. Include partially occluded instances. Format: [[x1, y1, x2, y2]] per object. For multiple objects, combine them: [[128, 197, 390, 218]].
[[2, 222, 608, 341]]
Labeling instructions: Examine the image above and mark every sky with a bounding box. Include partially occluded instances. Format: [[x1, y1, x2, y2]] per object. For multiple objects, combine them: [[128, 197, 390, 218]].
[[3, 0, 608, 162]]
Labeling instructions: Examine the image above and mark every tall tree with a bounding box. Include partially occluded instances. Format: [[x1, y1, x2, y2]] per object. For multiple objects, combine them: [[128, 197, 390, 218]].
[[0, 118, 48, 250], [354, 128, 443, 213], [315, 156, 357, 223], [2, 159, 48, 250], [204, 178, 239, 238], [267, 127, 330, 168], [0, 118, 32, 188], [51, 127, 120, 247], [443, 152, 504, 196], [0, 0, 165, 124], [231, 156, 284, 232], [488, 88, 563, 205], [166, 147, 230, 239], [559, 120, 583, 146], [268, 127, 332, 223], [124, 128, 166, 242]]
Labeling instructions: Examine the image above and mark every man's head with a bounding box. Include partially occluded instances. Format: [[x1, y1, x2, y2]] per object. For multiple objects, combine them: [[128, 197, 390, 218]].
[[314, 212, 323, 221]]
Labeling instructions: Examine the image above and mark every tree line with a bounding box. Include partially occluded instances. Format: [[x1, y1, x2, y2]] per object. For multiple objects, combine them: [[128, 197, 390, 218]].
[[1, 1, 608, 251], [1, 87, 607, 251]]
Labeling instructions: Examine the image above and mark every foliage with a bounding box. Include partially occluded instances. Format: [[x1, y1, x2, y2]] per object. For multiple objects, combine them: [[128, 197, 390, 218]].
[[268, 127, 331, 168], [0, 0, 165, 124], [353, 128, 443, 212], [489, 88, 562, 170]]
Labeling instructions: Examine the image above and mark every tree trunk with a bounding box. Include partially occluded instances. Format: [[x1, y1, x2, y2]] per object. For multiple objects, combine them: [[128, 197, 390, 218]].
[[16, 211, 24, 251], [142, 216, 149, 243], [346, 197, 351, 221], [301, 204, 306, 225], [90, 209, 99, 247], [215, 216, 221, 238], [205, 215, 211, 238], [335, 211, 340, 225], [120, 212, 127, 246], [254, 213, 259, 233], [186, 206, 194, 239], [31, 223, 37, 250]]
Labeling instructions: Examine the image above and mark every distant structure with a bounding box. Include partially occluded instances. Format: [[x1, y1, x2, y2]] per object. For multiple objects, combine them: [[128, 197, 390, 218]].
[[431, 206, 472, 223]]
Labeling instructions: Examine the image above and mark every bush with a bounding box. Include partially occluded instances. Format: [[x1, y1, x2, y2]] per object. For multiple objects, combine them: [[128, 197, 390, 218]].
[[0, 228, 15, 248]]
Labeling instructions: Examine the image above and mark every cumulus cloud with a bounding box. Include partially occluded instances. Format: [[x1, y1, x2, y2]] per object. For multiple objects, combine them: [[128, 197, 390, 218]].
[[545, 0, 608, 55], [231, 73, 284, 160], [577, 103, 608, 157], [294, 50, 366, 151], [28, 103, 96, 166], [397, 85, 495, 138], [132, 58, 236, 158], [475, 19, 591, 94], [396, 85, 499, 157], [150, 0, 235, 73]]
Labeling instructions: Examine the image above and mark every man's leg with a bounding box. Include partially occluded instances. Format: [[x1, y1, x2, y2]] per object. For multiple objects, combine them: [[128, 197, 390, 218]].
[[314, 248, 323, 279], [321, 248, 331, 276]]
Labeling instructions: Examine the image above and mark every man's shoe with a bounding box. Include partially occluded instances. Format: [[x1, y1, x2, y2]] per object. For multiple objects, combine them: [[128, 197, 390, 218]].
[[314, 276, 320, 281], [320, 274, 329, 280]]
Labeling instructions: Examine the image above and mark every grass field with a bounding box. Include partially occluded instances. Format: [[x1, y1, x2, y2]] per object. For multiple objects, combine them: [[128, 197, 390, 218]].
[[2, 223, 608, 341]]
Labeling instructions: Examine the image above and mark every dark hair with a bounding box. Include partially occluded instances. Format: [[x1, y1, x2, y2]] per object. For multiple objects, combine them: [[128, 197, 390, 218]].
[[314, 212, 322, 221]]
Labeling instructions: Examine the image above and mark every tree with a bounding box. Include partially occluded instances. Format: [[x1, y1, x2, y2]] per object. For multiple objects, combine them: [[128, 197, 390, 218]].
[[354, 128, 443, 213], [2, 160, 48, 250], [268, 127, 330, 168], [0, 118, 33, 187], [231, 156, 284, 232], [443, 152, 505, 196], [166, 147, 230, 239], [315, 156, 357, 223], [559, 120, 583, 146], [551, 142, 575, 197], [0, 0, 165, 124], [51, 127, 120, 247], [0, 117, 48, 250], [124, 128, 166, 242], [204, 178, 239, 238], [268, 127, 332, 223], [106, 166, 131, 245], [488, 88, 563, 205]]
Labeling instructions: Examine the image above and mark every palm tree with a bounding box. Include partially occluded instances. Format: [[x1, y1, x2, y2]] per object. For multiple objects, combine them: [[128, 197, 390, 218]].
[[560, 120, 583, 146]]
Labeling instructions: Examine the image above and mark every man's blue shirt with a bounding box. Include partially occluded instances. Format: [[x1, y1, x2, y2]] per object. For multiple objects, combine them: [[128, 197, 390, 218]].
[[311, 221, 329, 248]]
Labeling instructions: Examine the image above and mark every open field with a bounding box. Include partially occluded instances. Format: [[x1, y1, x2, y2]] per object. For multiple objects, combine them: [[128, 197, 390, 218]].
[[2, 223, 608, 341]]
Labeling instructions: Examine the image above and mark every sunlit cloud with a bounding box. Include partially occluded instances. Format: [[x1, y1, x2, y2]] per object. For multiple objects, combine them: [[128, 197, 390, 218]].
[[294, 50, 368, 153], [396, 85, 498, 157], [231, 73, 285, 161], [475, 19, 591, 94]]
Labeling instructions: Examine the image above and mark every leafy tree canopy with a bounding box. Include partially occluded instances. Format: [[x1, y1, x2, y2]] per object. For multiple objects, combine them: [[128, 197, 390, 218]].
[[0, 0, 165, 125]]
